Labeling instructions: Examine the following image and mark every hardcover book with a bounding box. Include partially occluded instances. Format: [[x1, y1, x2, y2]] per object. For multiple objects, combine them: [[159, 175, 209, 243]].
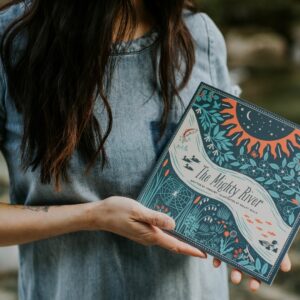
[[137, 82, 300, 285]]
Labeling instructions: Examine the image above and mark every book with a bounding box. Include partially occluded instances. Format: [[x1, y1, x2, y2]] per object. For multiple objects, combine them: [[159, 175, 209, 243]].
[[136, 82, 300, 285]]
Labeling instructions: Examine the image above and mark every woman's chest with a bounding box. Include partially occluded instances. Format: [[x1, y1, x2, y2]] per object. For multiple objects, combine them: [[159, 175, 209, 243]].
[[2, 53, 213, 202]]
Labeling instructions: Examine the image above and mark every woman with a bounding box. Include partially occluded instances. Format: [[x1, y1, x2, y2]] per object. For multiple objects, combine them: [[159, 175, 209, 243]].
[[0, 0, 291, 299]]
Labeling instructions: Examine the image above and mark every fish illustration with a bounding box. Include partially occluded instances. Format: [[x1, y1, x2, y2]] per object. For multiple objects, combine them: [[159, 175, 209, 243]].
[[259, 240, 278, 253]]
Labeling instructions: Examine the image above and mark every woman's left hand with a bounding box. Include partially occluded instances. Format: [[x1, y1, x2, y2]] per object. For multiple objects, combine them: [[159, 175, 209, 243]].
[[212, 253, 292, 292]]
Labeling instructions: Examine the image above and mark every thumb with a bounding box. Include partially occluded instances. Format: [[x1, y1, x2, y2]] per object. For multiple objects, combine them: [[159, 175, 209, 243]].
[[138, 206, 176, 230]]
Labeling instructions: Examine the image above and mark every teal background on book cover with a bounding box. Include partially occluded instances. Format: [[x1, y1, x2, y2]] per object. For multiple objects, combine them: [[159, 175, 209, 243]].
[[138, 83, 300, 285]]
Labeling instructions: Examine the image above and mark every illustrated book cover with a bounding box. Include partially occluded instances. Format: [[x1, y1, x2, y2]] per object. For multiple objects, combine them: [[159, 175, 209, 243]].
[[137, 82, 300, 285]]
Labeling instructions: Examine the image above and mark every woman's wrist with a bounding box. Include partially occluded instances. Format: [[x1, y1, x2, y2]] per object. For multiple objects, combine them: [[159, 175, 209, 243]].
[[79, 200, 109, 231]]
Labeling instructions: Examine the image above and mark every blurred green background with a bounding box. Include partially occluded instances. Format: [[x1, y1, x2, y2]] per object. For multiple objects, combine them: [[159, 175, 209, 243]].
[[0, 0, 299, 300], [198, 0, 300, 125]]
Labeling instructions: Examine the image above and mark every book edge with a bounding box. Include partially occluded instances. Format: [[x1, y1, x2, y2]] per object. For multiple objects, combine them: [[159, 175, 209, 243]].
[[137, 81, 300, 285]]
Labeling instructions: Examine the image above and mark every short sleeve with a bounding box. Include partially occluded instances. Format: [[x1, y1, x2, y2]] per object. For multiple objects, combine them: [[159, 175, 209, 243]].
[[201, 13, 242, 97], [0, 18, 8, 148], [0, 61, 6, 146], [0, 2, 27, 147]]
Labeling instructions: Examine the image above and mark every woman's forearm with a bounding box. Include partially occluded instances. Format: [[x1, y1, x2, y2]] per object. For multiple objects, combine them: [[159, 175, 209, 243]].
[[0, 201, 97, 246], [0, 196, 208, 260]]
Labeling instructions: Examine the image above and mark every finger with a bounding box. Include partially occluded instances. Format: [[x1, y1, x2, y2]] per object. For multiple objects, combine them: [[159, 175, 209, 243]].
[[230, 269, 242, 285], [132, 206, 176, 230], [280, 254, 291, 272], [213, 258, 222, 268], [154, 227, 207, 258], [248, 278, 261, 292]]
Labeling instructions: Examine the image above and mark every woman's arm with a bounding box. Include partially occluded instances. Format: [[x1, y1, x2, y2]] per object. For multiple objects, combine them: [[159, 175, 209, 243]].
[[0, 197, 207, 259], [0, 201, 89, 246]]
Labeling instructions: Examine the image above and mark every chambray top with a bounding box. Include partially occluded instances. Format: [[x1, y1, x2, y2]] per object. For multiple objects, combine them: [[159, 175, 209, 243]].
[[0, 2, 241, 300]]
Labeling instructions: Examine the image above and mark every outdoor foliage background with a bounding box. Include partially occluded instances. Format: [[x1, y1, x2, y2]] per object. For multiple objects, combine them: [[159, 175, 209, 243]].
[[0, 1, 299, 300]]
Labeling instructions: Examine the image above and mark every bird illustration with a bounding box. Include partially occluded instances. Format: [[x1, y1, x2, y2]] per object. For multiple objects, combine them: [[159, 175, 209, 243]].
[[259, 240, 278, 253], [184, 163, 193, 171], [191, 155, 200, 163], [182, 155, 192, 163]]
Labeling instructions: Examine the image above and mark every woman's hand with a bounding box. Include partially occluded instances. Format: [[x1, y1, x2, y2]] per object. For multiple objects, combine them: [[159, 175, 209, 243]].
[[213, 253, 292, 291], [85, 196, 207, 258]]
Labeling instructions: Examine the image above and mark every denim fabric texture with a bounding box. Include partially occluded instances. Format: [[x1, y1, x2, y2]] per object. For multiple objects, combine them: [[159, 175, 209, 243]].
[[0, 2, 241, 300]]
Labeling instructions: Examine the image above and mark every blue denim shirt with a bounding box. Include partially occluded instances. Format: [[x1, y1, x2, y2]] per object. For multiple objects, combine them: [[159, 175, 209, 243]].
[[0, 3, 241, 300]]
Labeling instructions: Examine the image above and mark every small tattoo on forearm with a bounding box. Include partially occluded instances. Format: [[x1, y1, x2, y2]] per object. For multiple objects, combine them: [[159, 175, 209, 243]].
[[23, 205, 50, 212]]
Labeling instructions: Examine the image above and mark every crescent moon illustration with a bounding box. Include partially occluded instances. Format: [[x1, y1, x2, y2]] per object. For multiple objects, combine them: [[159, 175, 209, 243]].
[[246, 111, 252, 121]]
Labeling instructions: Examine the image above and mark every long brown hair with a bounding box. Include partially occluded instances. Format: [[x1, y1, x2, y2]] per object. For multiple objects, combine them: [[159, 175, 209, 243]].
[[0, 0, 197, 192]]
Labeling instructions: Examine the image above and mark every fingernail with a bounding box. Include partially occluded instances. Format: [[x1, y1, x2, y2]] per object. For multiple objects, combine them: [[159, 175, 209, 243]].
[[231, 272, 241, 284], [166, 218, 176, 229], [250, 280, 260, 292], [197, 251, 207, 258]]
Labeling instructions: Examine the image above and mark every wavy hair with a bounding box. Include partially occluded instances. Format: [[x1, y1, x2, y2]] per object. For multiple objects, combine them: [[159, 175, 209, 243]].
[[0, 0, 197, 191]]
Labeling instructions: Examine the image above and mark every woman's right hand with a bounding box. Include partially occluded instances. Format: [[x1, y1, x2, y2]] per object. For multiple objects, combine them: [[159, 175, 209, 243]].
[[85, 196, 207, 258]]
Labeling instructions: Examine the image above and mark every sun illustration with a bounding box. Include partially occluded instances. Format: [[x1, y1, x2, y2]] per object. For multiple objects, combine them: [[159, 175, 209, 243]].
[[220, 98, 300, 159]]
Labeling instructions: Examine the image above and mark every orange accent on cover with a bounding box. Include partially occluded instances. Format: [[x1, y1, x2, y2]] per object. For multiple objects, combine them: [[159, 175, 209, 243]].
[[182, 128, 197, 138], [193, 196, 201, 204], [220, 98, 300, 158], [162, 159, 169, 167]]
